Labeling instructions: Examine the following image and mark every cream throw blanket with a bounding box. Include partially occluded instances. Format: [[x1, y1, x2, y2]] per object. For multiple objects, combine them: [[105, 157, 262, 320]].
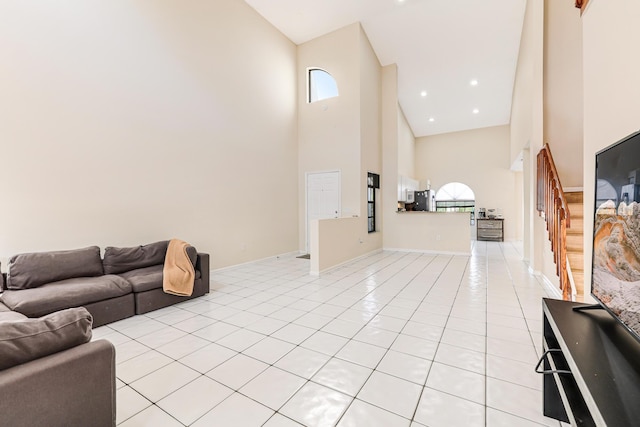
[[163, 239, 195, 296]]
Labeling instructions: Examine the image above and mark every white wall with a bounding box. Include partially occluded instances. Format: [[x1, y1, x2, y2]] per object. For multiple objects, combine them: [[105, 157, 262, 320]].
[[297, 23, 383, 254], [310, 217, 379, 275], [0, 0, 298, 268], [397, 109, 415, 178], [297, 24, 361, 251], [582, 0, 640, 298], [414, 126, 522, 241], [384, 213, 471, 254], [544, 0, 584, 188]]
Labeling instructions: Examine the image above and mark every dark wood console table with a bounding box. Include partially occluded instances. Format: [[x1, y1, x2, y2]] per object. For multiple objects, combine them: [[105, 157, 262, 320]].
[[541, 298, 640, 426]]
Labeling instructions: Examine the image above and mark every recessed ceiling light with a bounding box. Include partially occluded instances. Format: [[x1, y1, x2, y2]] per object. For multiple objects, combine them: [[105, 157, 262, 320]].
[[428, 117, 435, 122], [470, 79, 479, 86], [420, 90, 427, 97], [472, 108, 479, 114]]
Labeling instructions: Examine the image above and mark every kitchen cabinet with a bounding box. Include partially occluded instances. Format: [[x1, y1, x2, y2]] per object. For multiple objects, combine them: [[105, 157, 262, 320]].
[[477, 218, 503, 241], [398, 175, 419, 202]]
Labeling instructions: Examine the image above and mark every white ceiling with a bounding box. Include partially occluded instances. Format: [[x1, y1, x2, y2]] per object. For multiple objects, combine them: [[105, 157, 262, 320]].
[[244, 0, 526, 138]]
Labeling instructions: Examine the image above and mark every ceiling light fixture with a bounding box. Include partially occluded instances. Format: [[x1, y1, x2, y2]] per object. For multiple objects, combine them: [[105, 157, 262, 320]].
[[428, 117, 435, 122], [470, 79, 478, 86], [420, 90, 427, 97], [472, 108, 479, 114]]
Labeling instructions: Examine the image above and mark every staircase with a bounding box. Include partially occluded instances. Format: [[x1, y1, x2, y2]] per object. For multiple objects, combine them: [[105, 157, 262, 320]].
[[565, 191, 585, 301]]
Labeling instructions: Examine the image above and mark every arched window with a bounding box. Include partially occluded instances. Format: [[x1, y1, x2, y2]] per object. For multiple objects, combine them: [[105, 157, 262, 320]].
[[308, 68, 339, 103], [435, 182, 476, 224]]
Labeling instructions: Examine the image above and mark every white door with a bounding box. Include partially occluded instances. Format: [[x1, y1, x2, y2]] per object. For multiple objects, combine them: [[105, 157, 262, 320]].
[[306, 171, 341, 253]]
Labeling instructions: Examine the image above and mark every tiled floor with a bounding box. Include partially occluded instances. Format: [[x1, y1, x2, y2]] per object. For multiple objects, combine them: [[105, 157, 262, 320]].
[[94, 241, 565, 426]]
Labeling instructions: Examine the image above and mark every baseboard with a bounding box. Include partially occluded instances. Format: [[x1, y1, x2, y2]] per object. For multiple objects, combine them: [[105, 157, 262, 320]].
[[313, 248, 383, 276], [210, 250, 300, 274], [563, 186, 584, 193], [541, 274, 563, 299], [383, 247, 471, 256]]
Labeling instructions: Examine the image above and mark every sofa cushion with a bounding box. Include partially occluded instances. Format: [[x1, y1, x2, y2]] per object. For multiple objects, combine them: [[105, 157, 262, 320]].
[[7, 246, 103, 290], [0, 311, 27, 322], [0, 307, 92, 370], [103, 241, 170, 274], [119, 264, 202, 293], [0, 275, 132, 318], [119, 265, 163, 293]]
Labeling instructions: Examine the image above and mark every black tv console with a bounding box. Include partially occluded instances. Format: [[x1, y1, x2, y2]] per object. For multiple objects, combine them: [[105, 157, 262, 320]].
[[540, 298, 640, 426]]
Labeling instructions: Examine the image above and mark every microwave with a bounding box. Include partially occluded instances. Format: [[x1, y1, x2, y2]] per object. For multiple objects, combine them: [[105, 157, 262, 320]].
[[405, 190, 415, 203]]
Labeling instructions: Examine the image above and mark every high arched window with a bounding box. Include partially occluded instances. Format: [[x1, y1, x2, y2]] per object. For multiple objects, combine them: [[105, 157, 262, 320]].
[[435, 182, 476, 224], [308, 68, 339, 103]]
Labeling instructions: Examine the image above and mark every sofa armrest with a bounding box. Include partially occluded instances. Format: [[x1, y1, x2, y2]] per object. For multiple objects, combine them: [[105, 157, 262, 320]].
[[0, 339, 116, 427], [196, 252, 210, 294]]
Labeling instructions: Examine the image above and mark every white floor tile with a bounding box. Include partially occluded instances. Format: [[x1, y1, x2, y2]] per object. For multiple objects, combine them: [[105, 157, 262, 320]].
[[486, 354, 542, 390], [337, 399, 411, 427], [191, 392, 274, 427], [243, 336, 296, 364], [129, 361, 200, 402], [240, 366, 306, 410], [357, 371, 422, 419], [301, 331, 349, 355], [486, 377, 557, 426], [368, 314, 408, 333], [116, 386, 151, 424], [425, 362, 485, 404], [155, 334, 210, 359], [205, 353, 269, 390], [118, 405, 182, 427], [173, 314, 217, 333], [486, 407, 554, 427], [376, 350, 431, 385], [311, 358, 372, 396], [440, 328, 486, 352], [178, 342, 237, 374], [280, 382, 352, 427], [353, 325, 398, 348], [263, 413, 304, 427], [275, 346, 331, 379], [191, 321, 239, 342], [117, 350, 173, 384], [114, 341, 151, 365], [414, 387, 485, 427], [271, 323, 317, 344], [292, 312, 333, 329], [335, 340, 387, 369], [216, 328, 265, 352], [434, 342, 486, 375], [391, 334, 438, 360], [156, 376, 233, 425], [245, 316, 288, 335], [487, 336, 538, 364], [135, 327, 187, 349], [107, 244, 559, 427]]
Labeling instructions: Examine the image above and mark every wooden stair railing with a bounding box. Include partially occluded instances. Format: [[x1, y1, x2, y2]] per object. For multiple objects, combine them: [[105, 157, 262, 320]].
[[537, 144, 571, 300]]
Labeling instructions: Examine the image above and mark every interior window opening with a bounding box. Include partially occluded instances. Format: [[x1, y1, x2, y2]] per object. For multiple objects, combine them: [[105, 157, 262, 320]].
[[435, 182, 476, 225]]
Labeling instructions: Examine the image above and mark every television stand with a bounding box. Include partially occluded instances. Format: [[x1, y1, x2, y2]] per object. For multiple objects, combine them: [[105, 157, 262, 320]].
[[540, 298, 640, 426], [571, 304, 603, 312]]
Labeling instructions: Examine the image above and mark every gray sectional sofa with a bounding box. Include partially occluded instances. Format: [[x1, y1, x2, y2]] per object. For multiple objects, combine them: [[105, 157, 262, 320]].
[[0, 240, 210, 327], [0, 241, 211, 426], [0, 305, 116, 427]]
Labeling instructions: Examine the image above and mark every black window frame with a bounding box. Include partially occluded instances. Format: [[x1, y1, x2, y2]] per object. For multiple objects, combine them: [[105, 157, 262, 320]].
[[367, 172, 380, 233]]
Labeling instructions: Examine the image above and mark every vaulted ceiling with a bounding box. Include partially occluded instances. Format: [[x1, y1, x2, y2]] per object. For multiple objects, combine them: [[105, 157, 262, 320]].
[[244, 0, 526, 138]]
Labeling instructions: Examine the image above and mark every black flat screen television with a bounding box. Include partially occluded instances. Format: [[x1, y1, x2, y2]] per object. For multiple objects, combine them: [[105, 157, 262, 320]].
[[592, 129, 640, 342]]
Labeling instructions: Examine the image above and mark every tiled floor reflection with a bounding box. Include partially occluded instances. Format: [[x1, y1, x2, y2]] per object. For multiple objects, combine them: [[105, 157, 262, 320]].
[[94, 241, 564, 426]]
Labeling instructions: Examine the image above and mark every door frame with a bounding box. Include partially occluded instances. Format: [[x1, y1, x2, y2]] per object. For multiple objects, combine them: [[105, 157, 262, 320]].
[[305, 170, 341, 254]]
